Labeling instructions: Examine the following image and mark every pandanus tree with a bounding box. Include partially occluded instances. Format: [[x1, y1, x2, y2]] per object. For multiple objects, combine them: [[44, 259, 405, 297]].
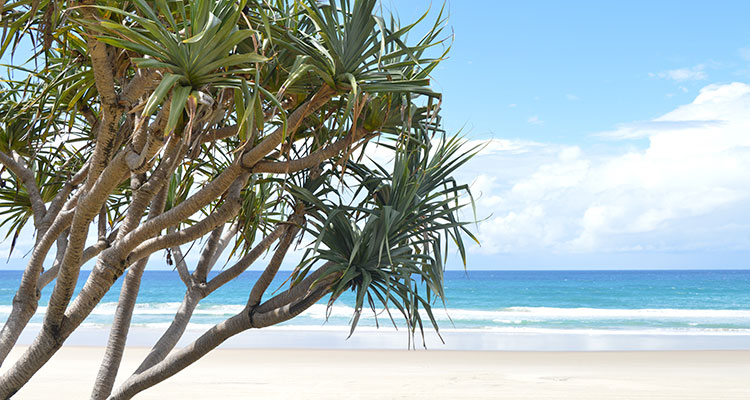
[[0, 0, 476, 398]]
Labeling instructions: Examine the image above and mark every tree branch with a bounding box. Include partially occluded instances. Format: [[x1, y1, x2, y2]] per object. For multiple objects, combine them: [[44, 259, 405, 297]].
[[251, 277, 334, 328], [125, 178, 245, 265], [41, 162, 89, 233], [119, 162, 244, 255], [44, 152, 130, 328], [118, 138, 185, 242], [206, 221, 239, 275], [37, 234, 113, 291], [110, 265, 339, 399], [120, 69, 160, 106], [120, 85, 337, 259], [110, 312, 250, 400], [36, 230, 68, 291], [131, 291, 201, 375], [252, 128, 372, 174], [193, 225, 225, 284], [86, 35, 117, 106], [130, 222, 238, 375], [170, 242, 192, 288], [255, 263, 338, 314], [51, 167, 245, 349], [0, 150, 46, 227], [0, 196, 79, 365], [200, 125, 237, 143], [240, 85, 336, 168], [247, 223, 300, 307], [204, 223, 287, 294]]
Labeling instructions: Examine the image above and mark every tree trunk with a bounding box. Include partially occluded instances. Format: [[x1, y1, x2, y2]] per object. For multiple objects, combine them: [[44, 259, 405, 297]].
[[91, 182, 171, 399], [0, 258, 129, 397], [0, 214, 77, 365], [133, 293, 201, 374], [0, 325, 65, 399], [109, 266, 339, 399], [0, 292, 38, 368], [89, 258, 149, 400], [109, 312, 251, 400]]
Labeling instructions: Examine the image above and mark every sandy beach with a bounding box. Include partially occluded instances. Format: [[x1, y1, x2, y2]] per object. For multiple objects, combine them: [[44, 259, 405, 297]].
[[4, 347, 750, 399]]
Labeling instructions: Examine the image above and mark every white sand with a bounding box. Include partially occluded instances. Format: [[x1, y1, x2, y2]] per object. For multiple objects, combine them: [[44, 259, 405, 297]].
[[4, 347, 750, 399]]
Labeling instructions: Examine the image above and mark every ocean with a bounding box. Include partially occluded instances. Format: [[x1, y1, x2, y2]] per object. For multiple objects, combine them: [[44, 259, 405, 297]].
[[2, 269, 750, 350]]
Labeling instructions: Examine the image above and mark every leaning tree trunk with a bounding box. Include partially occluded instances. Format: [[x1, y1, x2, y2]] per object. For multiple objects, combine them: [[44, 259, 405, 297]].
[[90, 185, 168, 400], [0, 292, 39, 368], [132, 293, 201, 375], [111, 312, 252, 400], [0, 209, 79, 366], [89, 258, 151, 400], [109, 266, 338, 400], [132, 221, 290, 374]]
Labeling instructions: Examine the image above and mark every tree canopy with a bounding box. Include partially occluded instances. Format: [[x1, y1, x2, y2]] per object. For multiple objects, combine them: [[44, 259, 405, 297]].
[[0, 1, 476, 398]]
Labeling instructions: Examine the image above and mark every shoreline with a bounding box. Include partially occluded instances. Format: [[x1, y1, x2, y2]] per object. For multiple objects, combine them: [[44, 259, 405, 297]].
[[11, 324, 750, 351], [4, 346, 750, 399]]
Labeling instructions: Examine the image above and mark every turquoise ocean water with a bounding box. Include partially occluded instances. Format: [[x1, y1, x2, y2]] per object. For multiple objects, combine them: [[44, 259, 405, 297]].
[[2, 270, 750, 336]]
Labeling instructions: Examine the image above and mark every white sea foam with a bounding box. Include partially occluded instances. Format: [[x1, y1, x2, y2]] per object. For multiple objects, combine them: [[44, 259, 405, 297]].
[[15, 320, 750, 338], [264, 325, 750, 336], [88, 302, 247, 316], [77, 323, 750, 336], [295, 304, 750, 321], [12, 319, 736, 334], [5, 304, 750, 322], [496, 307, 748, 320]]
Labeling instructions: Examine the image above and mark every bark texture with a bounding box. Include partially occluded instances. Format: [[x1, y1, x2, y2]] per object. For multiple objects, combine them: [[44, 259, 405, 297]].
[[90, 186, 169, 400]]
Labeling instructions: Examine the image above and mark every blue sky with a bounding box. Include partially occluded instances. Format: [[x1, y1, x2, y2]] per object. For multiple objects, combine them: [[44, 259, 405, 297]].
[[388, 1, 750, 269], [2, 1, 750, 270], [392, 1, 750, 144]]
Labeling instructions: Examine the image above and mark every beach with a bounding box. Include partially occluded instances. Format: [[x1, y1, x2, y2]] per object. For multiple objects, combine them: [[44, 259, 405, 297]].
[[4, 346, 750, 399]]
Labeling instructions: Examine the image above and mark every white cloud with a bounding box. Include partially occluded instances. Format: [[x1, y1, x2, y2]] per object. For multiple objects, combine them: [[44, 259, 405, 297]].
[[527, 116, 543, 125], [650, 64, 707, 82], [565, 94, 580, 101], [461, 82, 750, 256], [595, 120, 724, 140]]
